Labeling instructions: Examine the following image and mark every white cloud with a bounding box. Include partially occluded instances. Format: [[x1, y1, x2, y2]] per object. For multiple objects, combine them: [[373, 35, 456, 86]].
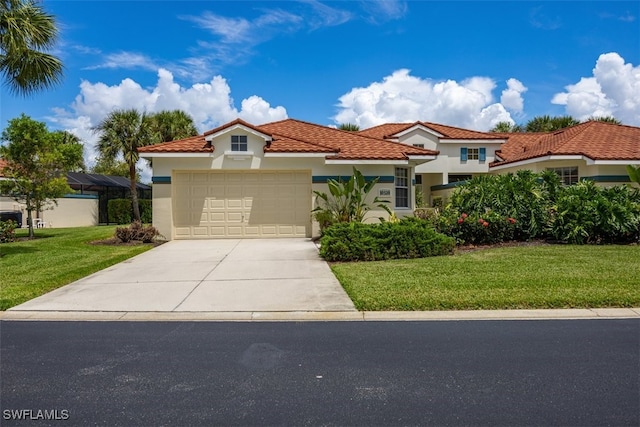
[[551, 52, 640, 125], [48, 69, 288, 182], [85, 51, 159, 71], [500, 78, 528, 113], [333, 69, 517, 131]]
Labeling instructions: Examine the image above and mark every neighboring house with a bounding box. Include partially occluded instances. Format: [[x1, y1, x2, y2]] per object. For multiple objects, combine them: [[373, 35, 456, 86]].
[[138, 118, 437, 240], [139, 118, 640, 241], [358, 122, 508, 206], [490, 121, 640, 187], [0, 162, 151, 227]]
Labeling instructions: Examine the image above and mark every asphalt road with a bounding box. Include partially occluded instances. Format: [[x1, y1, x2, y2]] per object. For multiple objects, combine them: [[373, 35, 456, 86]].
[[1, 320, 638, 426]]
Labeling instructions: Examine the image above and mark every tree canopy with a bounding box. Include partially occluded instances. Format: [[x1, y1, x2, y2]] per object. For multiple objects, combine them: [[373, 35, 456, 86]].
[[491, 115, 624, 133], [0, 114, 84, 237], [0, 0, 63, 96]]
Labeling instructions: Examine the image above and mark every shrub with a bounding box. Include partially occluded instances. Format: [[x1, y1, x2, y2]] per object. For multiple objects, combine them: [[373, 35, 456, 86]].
[[550, 182, 640, 244], [319, 218, 455, 262], [448, 170, 560, 240], [433, 209, 517, 245], [108, 199, 152, 224], [0, 219, 17, 243], [114, 221, 161, 243]]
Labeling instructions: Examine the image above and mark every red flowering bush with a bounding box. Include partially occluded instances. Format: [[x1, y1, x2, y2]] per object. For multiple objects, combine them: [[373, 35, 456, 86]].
[[433, 210, 517, 245]]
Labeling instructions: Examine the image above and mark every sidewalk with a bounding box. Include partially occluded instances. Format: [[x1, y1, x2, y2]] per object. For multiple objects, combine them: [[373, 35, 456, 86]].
[[2, 307, 639, 322]]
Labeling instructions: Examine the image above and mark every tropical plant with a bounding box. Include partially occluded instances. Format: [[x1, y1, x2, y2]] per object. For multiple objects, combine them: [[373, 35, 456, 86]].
[[312, 167, 391, 231], [627, 165, 640, 185], [149, 110, 198, 142], [587, 116, 622, 125], [525, 115, 580, 132], [0, 0, 63, 95], [550, 181, 640, 244], [0, 114, 84, 238], [445, 170, 560, 240], [93, 109, 155, 222], [90, 155, 132, 177], [490, 121, 524, 133], [338, 123, 360, 132]]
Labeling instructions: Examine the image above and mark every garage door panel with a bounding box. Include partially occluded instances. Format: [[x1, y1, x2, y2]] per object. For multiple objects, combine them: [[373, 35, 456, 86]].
[[173, 171, 310, 238]]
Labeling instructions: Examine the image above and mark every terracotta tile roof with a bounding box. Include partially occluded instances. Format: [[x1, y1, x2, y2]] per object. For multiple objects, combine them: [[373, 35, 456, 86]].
[[491, 121, 640, 167], [358, 121, 504, 140], [258, 119, 438, 160], [140, 118, 438, 160], [203, 118, 267, 137], [138, 134, 212, 153]]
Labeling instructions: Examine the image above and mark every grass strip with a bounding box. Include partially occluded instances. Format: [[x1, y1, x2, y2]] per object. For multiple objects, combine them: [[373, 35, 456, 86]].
[[331, 244, 640, 311]]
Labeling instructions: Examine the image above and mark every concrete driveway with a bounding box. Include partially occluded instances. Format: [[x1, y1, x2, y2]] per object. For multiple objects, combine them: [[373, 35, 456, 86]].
[[9, 239, 356, 314]]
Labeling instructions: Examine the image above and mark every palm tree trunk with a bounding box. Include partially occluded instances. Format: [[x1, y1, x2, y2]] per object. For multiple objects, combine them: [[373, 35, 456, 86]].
[[129, 163, 141, 222]]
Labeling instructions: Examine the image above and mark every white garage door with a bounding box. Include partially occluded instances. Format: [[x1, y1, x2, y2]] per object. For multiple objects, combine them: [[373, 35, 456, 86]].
[[172, 170, 311, 238]]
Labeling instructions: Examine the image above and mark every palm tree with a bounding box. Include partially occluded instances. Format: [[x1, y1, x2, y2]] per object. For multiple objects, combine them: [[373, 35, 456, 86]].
[[93, 109, 154, 222], [338, 123, 360, 132], [490, 121, 524, 133], [0, 0, 63, 96], [587, 115, 622, 125], [149, 110, 198, 142], [525, 115, 580, 132]]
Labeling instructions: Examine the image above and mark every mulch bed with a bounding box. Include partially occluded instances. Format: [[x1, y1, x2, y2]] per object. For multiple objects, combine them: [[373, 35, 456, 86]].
[[90, 238, 166, 247]]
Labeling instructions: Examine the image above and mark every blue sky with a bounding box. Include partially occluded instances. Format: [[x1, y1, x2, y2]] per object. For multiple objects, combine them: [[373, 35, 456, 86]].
[[2, 0, 639, 166]]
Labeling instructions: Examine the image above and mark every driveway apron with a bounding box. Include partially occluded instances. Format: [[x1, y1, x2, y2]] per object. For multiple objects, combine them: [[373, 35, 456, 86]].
[[9, 239, 357, 313]]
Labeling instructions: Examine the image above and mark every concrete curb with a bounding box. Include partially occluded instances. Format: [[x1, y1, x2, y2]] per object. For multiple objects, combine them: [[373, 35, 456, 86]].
[[1, 308, 639, 322]]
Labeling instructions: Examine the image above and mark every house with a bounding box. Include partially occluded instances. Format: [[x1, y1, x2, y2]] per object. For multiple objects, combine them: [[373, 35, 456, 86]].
[[138, 118, 437, 239], [0, 161, 151, 227], [139, 118, 640, 241], [490, 121, 640, 187], [358, 122, 509, 207]]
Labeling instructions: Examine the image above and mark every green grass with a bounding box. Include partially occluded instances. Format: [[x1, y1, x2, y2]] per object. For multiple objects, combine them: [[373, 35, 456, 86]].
[[0, 226, 154, 310], [331, 244, 640, 311]]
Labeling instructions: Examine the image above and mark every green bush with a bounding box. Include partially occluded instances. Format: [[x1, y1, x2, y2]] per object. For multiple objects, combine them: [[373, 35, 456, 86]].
[[108, 199, 152, 224], [0, 219, 17, 243], [550, 182, 640, 244], [434, 210, 517, 245], [448, 170, 560, 240], [319, 218, 455, 262]]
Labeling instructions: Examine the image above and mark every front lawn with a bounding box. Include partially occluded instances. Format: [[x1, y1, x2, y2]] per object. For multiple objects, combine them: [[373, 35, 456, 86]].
[[331, 243, 640, 311], [0, 226, 155, 310]]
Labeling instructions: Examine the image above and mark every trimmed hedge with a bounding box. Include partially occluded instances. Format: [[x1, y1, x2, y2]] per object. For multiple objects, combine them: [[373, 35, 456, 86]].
[[319, 218, 455, 262], [107, 199, 152, 224]]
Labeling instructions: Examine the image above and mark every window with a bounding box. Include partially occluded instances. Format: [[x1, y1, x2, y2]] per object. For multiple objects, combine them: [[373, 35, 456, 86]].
[[548, 167, 579, 185], [395, 167, 410, 208], [448, 174, 472, 183], [460, 147, 486, 162], [415, 174, 422, 185], [231, 135, 248, 151], [412, 143, 425, 148]]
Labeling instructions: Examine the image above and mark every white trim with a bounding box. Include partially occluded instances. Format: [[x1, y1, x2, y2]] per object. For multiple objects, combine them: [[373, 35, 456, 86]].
[[140, 153, 213, 158], [440, 138, 507, 144], [589, 159, 640, 165], [490, 155, 585, 170], [407, 155, 437, 160], [205, 124, 272, 142], [264, 152, 336, 158], [224, 150, 254, 156], [324, 159, 409, 165], [394, 124, 445, 138]]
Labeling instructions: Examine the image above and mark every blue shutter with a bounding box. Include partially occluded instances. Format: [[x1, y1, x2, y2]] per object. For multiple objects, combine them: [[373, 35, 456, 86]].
[[460, 147, 468, 161], [479, 147, 486, 162]]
